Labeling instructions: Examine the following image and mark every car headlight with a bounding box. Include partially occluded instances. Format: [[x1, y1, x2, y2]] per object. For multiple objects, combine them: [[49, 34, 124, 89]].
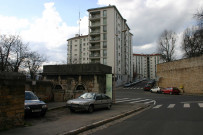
[[42, 104, 47, 109], [67, 101, 72, 104]]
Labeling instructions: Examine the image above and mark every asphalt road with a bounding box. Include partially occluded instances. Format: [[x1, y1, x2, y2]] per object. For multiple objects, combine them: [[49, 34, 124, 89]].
[[91, 81, 203, 135]]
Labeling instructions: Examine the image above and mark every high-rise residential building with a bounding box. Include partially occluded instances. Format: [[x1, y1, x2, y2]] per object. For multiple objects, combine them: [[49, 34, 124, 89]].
[[133, 54, 162, 80], [67, 5, 133, 86], [67, 34, 89, 64]]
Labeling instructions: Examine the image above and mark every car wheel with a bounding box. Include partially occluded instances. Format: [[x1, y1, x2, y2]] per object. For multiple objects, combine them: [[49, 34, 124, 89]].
[[107, 104, 112, 110], [169, 92, 172, 95], [88, 105, 94, 113]]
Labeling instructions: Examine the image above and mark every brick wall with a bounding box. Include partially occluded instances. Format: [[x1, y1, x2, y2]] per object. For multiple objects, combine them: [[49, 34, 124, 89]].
[[157, 55, 203, 94], [0, 72, 25, 130]]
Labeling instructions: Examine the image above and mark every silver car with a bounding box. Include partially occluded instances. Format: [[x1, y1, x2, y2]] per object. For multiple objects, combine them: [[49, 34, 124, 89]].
[[66, 93, 112, 113]]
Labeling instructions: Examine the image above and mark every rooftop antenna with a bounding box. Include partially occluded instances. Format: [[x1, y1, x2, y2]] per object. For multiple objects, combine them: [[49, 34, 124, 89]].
[[79, 11, 81, 36]]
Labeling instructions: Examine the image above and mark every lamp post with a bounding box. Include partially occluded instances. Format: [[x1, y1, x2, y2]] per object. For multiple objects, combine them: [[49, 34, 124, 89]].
[[113, 34, 118, 103], [113, 29, 127, 103]]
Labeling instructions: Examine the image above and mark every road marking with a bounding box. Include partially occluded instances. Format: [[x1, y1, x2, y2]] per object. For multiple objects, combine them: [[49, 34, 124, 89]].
[[130, 99, 151, 104], [168, 104, 175, 108], [153, 105, 162, 109], [198, 103, 203, 108], [184, 103, 190, 108], [144, 100, 156, 104], [116, 98, 141, 103]]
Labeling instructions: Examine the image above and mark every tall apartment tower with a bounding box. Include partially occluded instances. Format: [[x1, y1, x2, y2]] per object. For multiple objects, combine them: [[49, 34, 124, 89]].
[[67, 5, 133, 86], [67, 35, 89, 64], [88, 5, 133, 86], [133, 54, 162, 80]]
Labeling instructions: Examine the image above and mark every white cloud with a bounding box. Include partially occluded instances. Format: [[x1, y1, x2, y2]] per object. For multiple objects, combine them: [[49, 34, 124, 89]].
[[0, 2, 88, 64], [0, 15, 29, 34], [97, 0, 202, 58], [21, 2, 75, 49], [133, 43, 157, 54]]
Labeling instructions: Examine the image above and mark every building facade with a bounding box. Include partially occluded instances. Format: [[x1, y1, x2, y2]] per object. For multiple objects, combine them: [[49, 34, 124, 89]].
[[67, 5, 133, 86], [133, 54, 162, 80], [67, 35, 89, 64]]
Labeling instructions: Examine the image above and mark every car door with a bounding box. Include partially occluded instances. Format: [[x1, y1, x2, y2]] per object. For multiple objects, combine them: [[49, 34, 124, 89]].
[[94, 94, 102, 109], [167, 88, 172, 94], [101, 94, 109, 108]]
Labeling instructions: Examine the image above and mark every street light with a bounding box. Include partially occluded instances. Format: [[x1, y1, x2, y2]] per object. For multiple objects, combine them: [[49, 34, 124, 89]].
[[113, 29, 127, 103], [113, 34, 118, 103]]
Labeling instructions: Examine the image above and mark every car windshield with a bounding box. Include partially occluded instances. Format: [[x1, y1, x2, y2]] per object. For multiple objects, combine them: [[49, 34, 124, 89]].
[[25, 92, 38, 100], [79, 93, 95, 99]]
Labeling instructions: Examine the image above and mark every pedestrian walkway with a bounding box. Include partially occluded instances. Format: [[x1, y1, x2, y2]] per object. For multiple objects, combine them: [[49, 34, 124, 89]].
[[1, 102, 149, 135], [116, 98, 156, 105], [153, 103, 203, 109], [47, 102, 66, 111]]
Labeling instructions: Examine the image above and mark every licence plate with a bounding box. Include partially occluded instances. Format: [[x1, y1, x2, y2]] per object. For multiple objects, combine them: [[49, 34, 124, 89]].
[[32, 109, 41, 112]]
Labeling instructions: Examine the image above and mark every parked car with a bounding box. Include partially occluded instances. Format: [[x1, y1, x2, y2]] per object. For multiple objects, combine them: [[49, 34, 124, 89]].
[[24, 91, 48, 117], [66, 92, 112, 113], [124, 82, 131, 87], [161, 87, 180, 95], [147, 79, 156, 87], [143, 84, 153, 91], [150, 86, 163, 93]]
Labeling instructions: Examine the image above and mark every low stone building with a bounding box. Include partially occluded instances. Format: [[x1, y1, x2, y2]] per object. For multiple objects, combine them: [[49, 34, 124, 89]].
[[41, 63, 112, 101], [157, 55, 203, 94]]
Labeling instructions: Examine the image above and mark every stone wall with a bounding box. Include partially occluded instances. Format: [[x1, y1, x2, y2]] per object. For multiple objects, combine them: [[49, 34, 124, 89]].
[[0, 72, 25, 130], [157, 55, 203, 94], [43, 75, 106, 101], [42, 64, 112, 101], [25, 80, 54, 102]]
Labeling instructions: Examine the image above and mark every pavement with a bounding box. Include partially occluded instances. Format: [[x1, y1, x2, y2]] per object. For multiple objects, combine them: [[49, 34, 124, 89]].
[[1, 102, 150, 135], [47, 101, 67, 111]]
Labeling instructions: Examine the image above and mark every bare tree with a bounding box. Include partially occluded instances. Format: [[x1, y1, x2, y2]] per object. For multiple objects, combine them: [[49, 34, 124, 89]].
[[194, 8, 203, 28], [0, 34, 28, 72], [10, 37, 29, 72], [182, 9, 203, 58], [182, 27, 203, 58], [157, 30, 177, 62], [0, 35, 13, 71], [24, 52, 46, 80]]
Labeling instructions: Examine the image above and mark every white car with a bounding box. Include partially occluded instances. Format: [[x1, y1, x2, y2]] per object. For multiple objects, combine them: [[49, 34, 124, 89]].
[[150, 86, 162, 93]]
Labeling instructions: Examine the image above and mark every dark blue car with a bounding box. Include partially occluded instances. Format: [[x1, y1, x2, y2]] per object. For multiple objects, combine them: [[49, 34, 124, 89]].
[[25, 91, 48, 117]]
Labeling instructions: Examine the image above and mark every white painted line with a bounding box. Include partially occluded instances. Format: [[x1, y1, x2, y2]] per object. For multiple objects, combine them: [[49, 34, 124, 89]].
[[153, 105, 162, 109], [116, 98, 141, 103], [184, 103, 190, 108], [130, 99, 151, 104], [167, 104, 175, 108], [198, 103, 203, 108], [144, 100, 155, 104]]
